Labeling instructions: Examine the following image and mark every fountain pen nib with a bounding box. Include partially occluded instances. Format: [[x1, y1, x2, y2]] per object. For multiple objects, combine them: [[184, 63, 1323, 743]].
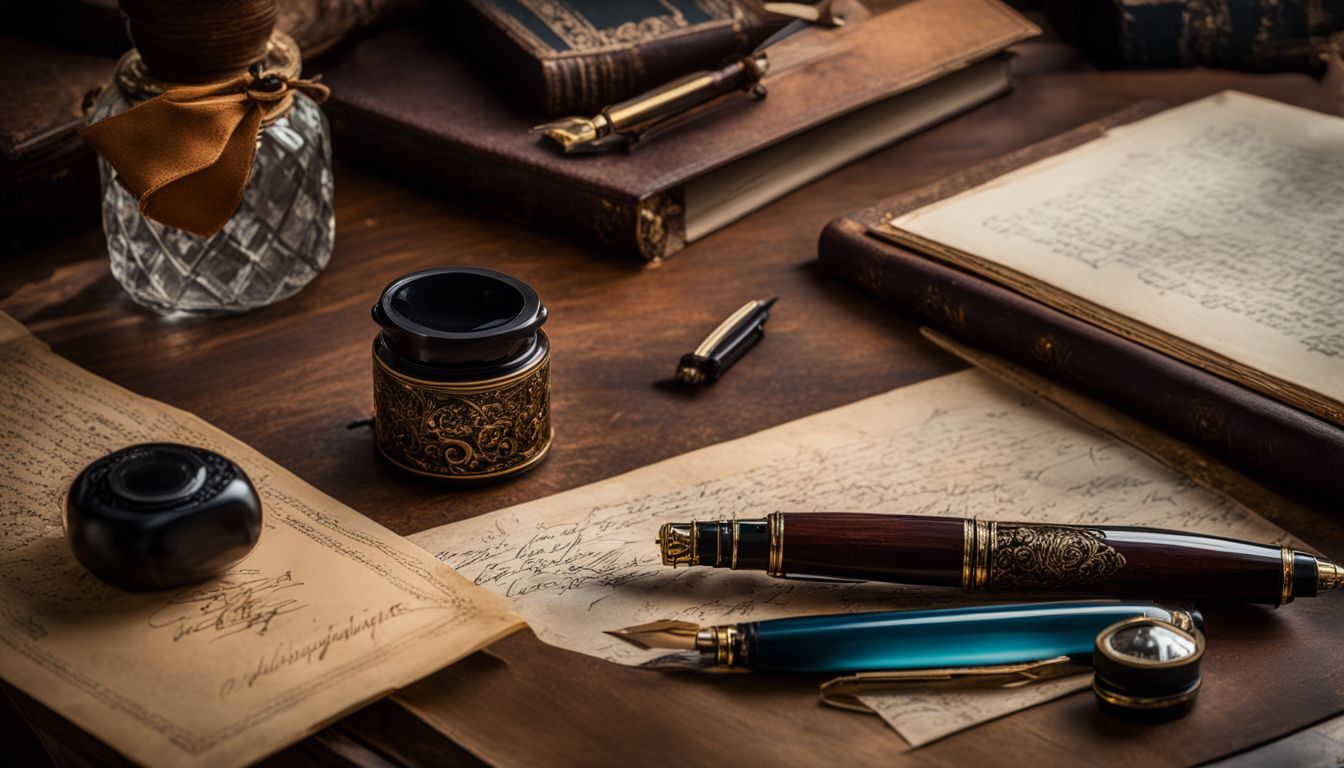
[[607, 620, 701, 650], [530, 114, 612, 153]]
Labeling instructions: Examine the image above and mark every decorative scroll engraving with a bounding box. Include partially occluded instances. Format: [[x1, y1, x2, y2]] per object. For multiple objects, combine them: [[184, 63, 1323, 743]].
[[659, 524, 694, 566], [988, 524, 1126, 591], [517, 0, 698, 51], [373, 359, 552, 479]]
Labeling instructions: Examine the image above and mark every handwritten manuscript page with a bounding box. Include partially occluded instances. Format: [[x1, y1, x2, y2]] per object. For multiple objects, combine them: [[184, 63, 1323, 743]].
[[880, 91, 1344, 426], [411, 368, 1300, 746], [0, 313, 523, 767]]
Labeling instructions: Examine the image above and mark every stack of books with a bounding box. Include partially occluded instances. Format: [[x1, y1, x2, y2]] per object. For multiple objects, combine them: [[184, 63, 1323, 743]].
[[320, 0, 1039, 261]]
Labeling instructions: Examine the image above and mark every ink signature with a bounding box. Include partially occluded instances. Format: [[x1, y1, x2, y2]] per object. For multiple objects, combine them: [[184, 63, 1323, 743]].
[[148, 570, 307, 643], [219, 602, 415, 698]]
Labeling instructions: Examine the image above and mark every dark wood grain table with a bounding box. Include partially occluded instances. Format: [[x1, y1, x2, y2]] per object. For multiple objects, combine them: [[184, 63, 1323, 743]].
[[4, 37, 1344, 767]]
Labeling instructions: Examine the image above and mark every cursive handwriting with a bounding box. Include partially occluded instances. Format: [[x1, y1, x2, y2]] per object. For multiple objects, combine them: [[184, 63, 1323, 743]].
[[413, 371, 1297, 668], [149, 570, 307, 643], [219, 603, 413, 698]]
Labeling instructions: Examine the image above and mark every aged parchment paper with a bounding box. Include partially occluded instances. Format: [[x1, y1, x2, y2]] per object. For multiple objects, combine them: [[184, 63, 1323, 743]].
[[854, 673, 1092, 748], [886, 91, 1344, 421], [411, 368, 1299, 747], [0, 312, 523, 767]]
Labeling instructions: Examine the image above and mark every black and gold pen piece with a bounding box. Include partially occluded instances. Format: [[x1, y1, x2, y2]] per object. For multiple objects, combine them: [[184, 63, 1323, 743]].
[[676, 297, 777, 386]]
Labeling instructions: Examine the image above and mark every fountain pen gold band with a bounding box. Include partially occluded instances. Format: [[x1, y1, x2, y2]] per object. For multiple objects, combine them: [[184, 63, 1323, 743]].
[[767, 512, 785, 577], [1280, 546, 1293, 607]]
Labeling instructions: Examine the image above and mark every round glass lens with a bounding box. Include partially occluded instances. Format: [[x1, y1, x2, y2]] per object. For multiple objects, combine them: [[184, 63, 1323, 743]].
[[1105, 623, 1197, 663]]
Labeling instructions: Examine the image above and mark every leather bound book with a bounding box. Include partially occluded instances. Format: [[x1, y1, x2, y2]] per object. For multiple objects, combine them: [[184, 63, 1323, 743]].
[[819, 97, 1344, 504], [451, 0, 787, 116], [321, 0, 1039, 262], [0, 37, 113, 255], [1046, 0, 1344, 73]]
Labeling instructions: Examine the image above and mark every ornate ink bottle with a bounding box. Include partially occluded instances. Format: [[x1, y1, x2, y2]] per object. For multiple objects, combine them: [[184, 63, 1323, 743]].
[[371, 267, 553, 481], [87, 0, 333, 315]]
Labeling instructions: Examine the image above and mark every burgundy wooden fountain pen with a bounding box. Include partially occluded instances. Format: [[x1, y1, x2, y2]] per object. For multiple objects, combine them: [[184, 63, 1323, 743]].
[[657, 513, 1344, 605]]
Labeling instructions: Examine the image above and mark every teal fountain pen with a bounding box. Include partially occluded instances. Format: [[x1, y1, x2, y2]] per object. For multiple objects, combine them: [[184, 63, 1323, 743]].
[[609, 601, 1198, 674]]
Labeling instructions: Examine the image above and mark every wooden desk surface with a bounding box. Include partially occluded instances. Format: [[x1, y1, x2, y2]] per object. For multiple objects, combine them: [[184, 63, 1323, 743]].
[[4, 44, 1344, 768]]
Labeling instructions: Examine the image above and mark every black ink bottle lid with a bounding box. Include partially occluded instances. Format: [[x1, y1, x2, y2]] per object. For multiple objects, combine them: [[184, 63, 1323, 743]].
[[370, 267, 554, 481], [372, 266, 548, 382], [65, 443, 262, 591]]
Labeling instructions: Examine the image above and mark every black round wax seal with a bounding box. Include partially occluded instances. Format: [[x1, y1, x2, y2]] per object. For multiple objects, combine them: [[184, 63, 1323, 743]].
[[1092, 617, 1204, 721], [65, 443, 262, 591]]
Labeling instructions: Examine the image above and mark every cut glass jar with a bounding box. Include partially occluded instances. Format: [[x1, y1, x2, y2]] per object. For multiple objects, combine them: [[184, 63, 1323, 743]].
[[88, 33, 333, 315]]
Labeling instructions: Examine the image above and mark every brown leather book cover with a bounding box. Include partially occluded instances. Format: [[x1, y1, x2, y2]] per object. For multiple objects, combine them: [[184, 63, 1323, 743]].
[[321, 0, 1038, 262], [819, 103, 1344, 504], [451, 0, 786, 116], [0, 37, 112, 255]]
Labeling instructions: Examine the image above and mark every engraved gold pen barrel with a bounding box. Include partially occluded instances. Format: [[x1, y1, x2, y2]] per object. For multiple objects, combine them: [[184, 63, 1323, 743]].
[[658, 513, 1344, 605], [532, 53, 769, 152]]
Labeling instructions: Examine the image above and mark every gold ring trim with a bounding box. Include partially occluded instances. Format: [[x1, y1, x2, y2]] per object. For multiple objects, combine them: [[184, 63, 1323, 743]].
[[374, 336, 551, 393], [961, 519, 973, 591], [731, 519, 741, 570], [767, 513, 785, 577], [971, 519, 992, 590], [1279, 546, 1293, 606], [1092, 679, 1201, 710], [714, 626, 736, 667], [715, 520, 723, 567], [375, 429, 553, 480]]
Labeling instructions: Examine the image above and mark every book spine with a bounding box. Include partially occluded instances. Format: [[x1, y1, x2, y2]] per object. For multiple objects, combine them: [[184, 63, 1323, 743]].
[[1048, 0, 1344, 72], [324, 100, 685, 263], [540, 20, 777, 115], [819, 216, 1344, 505]]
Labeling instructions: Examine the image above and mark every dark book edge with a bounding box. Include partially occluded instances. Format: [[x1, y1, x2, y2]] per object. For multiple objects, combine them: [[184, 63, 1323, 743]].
[[325, 97, 684, 263], [819, 213, 1344, 505]]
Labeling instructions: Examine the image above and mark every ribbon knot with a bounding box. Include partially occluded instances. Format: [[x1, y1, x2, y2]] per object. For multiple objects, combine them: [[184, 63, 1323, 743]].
[[81, 72, 331, 238]]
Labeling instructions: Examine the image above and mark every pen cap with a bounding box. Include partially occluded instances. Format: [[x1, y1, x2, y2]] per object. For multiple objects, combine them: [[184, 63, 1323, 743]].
[[372, 267, 548, 376], [1092, 617, 1204, 721]]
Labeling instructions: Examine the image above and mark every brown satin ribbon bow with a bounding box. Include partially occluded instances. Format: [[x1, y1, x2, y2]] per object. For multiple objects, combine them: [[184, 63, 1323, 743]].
[[81, 71, 330, 238]]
